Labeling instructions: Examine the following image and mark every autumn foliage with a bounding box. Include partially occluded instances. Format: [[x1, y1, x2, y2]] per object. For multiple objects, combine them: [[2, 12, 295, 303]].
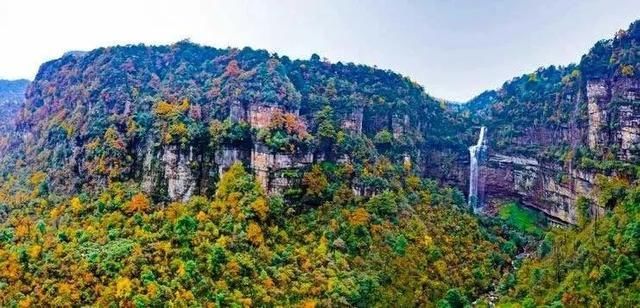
[[0, 160, 511, 306]]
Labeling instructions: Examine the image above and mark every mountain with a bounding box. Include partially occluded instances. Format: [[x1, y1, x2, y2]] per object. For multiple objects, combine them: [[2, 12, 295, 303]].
[[0, 42, 495, 306], [1, 42, 470, 200]]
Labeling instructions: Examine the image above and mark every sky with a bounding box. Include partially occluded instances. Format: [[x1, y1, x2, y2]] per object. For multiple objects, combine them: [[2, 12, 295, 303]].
[[1, 1, 639, 101]]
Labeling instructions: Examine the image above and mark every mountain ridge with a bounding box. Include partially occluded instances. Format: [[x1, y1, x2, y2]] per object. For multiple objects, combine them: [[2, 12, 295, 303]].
[[2, 41, 468, 201]]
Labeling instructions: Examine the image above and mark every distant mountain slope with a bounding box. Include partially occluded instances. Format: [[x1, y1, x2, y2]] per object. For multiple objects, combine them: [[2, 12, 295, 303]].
[[0, 79, 29, 134]]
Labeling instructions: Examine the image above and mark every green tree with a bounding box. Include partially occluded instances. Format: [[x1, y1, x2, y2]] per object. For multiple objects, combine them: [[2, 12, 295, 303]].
[[437, 288, 469, 308]]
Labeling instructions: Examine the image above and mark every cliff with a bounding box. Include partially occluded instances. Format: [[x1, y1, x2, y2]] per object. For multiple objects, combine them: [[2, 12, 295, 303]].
[[3, 22, 640, 223], [0, 42, 466, 203], [586, 77, 640, 160], [465, 20, 640, 223], [482, 153, 603, 224]]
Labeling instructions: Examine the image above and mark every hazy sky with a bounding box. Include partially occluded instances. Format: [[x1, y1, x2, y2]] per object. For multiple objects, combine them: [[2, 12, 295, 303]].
[[1, 0, 639, 101]]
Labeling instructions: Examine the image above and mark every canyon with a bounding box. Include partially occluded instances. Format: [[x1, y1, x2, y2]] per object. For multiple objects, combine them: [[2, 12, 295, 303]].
[[474, 76, 639, 224], [1, 22, 639, 227]]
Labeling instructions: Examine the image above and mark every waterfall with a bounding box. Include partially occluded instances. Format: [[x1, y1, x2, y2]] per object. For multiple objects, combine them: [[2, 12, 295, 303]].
[[468, 126, 487, 211]]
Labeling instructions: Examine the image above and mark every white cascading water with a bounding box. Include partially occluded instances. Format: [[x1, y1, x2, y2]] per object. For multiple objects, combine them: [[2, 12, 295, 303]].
[[468, 126, 487, 211]]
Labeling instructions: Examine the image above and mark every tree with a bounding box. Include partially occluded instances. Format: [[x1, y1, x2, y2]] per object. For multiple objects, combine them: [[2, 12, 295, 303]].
[[621, 64, 635, 77], [315, 106, 337, 150], [225, 60, 242, 77], [115, 277, 133, 299], [247, 222, 264, 246], [576, 196, 591, 228], [437, 288, 469, 308], [175, 215, 198, 243], [596, 176, 628, 209], [125, 193, 150, 214], [251, 197, 269, 221], [366, 190, 398, 218], [392, 235, 408, 256], [302, 165, 328, 202], [374, 129, 393, 146], [215, 162, 252, 200], [348, 208, 370, 226]]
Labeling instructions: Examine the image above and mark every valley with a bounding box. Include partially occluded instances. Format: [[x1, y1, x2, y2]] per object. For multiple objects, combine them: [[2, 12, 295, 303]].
[[0, 18, 639, 307]]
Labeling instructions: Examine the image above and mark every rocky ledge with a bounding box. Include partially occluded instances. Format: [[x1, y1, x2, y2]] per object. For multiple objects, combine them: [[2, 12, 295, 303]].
[[482, 153, 603, 224]]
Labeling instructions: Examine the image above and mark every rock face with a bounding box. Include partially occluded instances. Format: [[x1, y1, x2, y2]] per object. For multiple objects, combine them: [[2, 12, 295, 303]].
[[148, 80, 321, 200], [476, 75, 639, 224], [392, 114, 410, 138], [216, 147, 250, 176], [252, 143, 314, 193], [139, 101, 316, 201], [482, 153, 602, 224], [162, 145, 196, 202], [587, 79, 611, 150], [341, 107, 364, 134], [143, 143, 206, 202], [587, 78, 640, 160]]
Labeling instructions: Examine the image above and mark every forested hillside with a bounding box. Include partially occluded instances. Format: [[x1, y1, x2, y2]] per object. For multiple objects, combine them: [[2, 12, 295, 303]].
[[0, 41, 470, 199], [0, 160, 519, 306], [500, 179, 640, 306], [0, 41, 487, 306]]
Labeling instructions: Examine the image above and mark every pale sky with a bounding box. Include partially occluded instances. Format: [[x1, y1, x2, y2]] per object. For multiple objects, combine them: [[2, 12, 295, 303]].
[[1, 0, 639, 101]]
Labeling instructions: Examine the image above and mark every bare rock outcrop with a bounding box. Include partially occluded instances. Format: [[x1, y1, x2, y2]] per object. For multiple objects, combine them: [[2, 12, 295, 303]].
[[251, 143, 314, 193], [483, 153, 602, 224], [587, 78, 640, 160], [162, 145, 196, 202]]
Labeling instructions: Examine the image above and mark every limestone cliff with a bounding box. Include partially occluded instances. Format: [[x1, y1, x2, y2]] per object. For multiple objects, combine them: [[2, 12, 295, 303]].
[[472, 74, 639, 224], [482, 153, 603, 224], [467, 25, 640, 223], [587, 78, 640, 160]]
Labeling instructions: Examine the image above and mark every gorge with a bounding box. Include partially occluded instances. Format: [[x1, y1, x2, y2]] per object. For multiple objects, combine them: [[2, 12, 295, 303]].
[[1, 25, 638, 226], [0, 18, 639, 307]]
